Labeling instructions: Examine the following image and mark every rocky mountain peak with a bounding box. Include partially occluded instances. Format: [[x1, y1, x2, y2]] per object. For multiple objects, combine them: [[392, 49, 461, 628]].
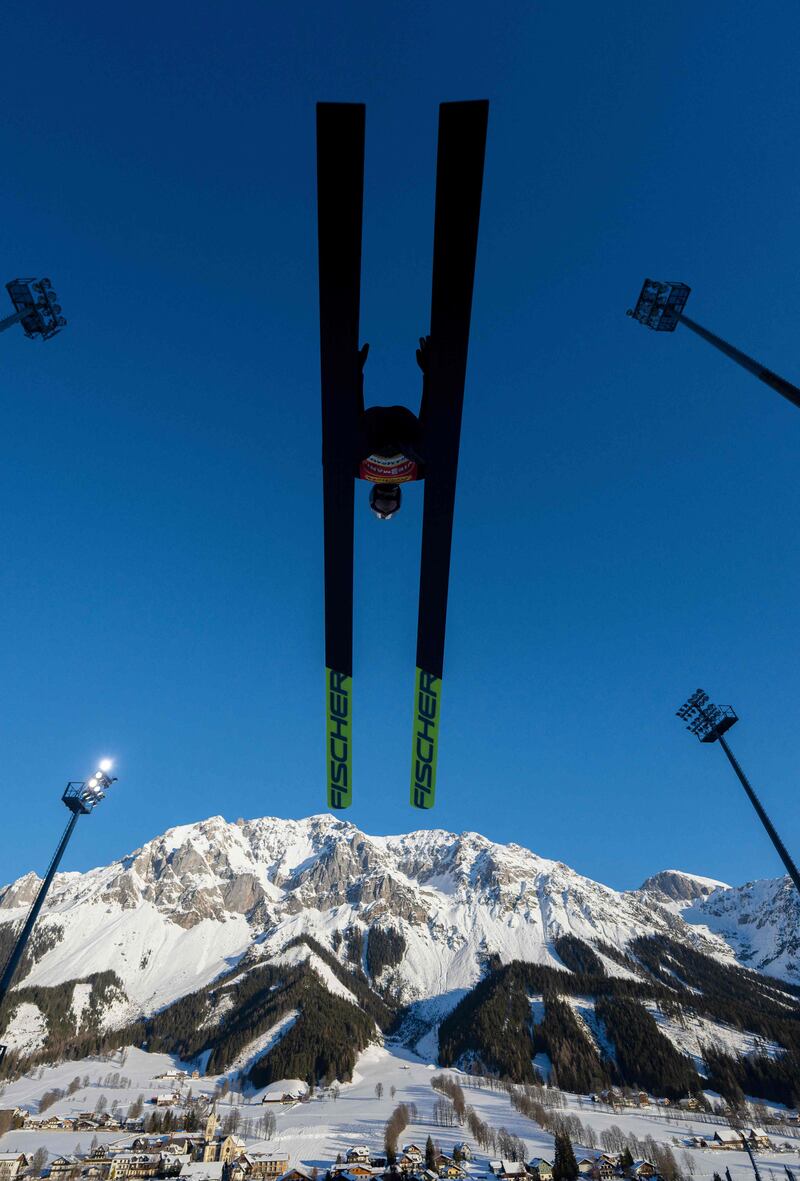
[[639, 869, 729, 904], [0, 814, 795, 1028]]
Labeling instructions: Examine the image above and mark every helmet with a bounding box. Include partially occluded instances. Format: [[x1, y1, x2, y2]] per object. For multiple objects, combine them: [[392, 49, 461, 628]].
[[369, 483, 402, 520]]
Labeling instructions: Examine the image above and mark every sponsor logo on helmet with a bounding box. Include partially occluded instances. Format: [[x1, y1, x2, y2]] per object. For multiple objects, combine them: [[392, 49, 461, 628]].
[[360, 454, 418, 483]]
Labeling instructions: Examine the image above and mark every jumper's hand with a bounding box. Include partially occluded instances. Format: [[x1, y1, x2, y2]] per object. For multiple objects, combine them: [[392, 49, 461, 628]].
[[415, 335, 430, 374]]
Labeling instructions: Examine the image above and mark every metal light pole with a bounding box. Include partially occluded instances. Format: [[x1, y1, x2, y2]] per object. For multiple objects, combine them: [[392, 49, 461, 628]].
[[676, 690, 800, 896], [0, 760, 117, 1068], [627, 279, 800, 412], [744, 1142, 763, 1181], [2, 278, 67, 341]]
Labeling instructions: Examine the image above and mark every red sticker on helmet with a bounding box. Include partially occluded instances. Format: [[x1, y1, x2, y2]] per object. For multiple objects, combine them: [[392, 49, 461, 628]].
[[359, 454, 418, 483]]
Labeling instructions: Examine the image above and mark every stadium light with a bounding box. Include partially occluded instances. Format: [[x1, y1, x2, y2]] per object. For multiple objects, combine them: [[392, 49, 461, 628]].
[[627, 279, 800, 411], [1, 277, 67, 342], [0, 760, 118, 1068], [676, 689, 800, 897]]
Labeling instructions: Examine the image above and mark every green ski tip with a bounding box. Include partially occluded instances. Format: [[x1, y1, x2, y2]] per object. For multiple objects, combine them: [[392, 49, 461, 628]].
[[410, 666, 441, 809], [326, 668, 352, 809]]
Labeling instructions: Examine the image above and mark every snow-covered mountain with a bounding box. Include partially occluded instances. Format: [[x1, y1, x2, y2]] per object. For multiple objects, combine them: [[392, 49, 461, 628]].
[[685, 875, 800, 982], [638, 869, 729, 907], [1, 813, 797, 1038]]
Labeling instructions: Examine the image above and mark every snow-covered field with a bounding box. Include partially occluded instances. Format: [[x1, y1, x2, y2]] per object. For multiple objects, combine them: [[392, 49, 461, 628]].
[[1, 1042, 798, 1181]]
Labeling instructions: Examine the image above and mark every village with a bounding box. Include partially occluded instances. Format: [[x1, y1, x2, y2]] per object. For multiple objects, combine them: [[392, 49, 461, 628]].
[[0, 1118, 794, 1181], [0, 1049, 798, 1181]]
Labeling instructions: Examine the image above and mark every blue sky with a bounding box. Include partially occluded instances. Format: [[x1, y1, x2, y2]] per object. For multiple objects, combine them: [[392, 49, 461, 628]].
[[2, 1, 799, 892]]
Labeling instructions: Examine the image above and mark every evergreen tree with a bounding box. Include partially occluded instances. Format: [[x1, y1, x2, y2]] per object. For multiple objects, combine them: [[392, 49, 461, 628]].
[[426, 1137, 436, 1170], [553, 1131, 578, 1181]]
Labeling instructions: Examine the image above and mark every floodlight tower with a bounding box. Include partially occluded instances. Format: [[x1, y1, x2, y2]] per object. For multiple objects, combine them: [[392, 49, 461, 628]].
[[676, 690, 800, 895], [743, 1143, 763, 1181], [1, 278, 67, 341], [0, 760, 117, 1068], [627, 280, 800, 411]]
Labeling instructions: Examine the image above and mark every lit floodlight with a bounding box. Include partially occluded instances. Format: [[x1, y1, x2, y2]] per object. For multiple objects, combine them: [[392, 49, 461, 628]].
[[99, 758, 113, 772], [0, 758, 122, 1059]]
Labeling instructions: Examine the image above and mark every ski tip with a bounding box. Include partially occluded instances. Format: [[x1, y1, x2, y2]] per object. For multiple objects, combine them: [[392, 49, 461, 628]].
[[326, 667, 352, 809], [410, 666, 442, 809]]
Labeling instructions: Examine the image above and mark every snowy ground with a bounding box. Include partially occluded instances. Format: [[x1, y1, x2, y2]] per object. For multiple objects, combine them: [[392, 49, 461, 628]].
[[1, 1042, 798, 1181]]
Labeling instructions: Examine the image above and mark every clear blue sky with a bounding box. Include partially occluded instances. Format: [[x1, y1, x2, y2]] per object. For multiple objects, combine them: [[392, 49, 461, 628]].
[[2, 1, 799, 892]]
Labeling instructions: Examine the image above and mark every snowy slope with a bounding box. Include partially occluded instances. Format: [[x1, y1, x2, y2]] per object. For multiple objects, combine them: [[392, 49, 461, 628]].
[[0, 1041, 795, 1181], [684, 875, 800, 982], [0, 814, 794, 1034]]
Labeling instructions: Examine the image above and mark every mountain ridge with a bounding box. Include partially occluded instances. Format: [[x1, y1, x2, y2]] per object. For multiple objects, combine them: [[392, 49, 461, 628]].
[[0, 813, 797, 1029], [1, 814, 799, 1105]]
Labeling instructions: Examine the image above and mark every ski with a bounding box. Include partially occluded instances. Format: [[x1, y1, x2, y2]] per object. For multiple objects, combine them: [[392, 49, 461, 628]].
[[411, 99, 488, 809], [317, 102, 365, 809]]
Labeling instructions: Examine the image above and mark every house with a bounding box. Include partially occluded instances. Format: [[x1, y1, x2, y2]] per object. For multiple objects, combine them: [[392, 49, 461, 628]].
[[226, 1158, 251, 1181], [48, 1158, 81, 1181], [402, 1150, 423, 1164], [346, 1151, 371, 1166], [453, 1147, 473, 1164], [497, 1165, 527, 1181], [743, 1129, 771, 1151], [157, 1094, 181, 1108], [528, 1160, 552, 1181], [277, 1170, 316, 1181], [247, 1156, 291, 1181], [678, 1098, 699, 1112], [168, 1138, 204, 1160], [437, 1163, 465, 1180], [180, 1166, 225, 1181], [627, 1163, 656, 1180], [81, 1150, 113, 1181], [581, 1160, 612, 1181], [82, 1165, 112, 1181], [712, 1131, 743, 1150], [0, 1156, 28, 1181], [108, 1155, 166, 1181], [260, 1082, 307, 1106]]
